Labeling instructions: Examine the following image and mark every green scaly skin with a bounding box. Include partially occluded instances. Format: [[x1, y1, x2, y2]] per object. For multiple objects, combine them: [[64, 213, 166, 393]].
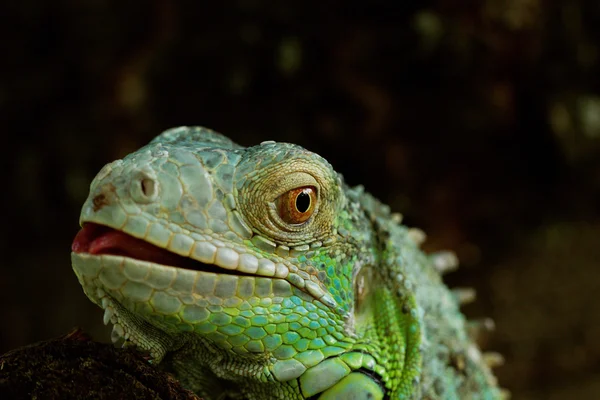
[[71, 126, 501, 399]]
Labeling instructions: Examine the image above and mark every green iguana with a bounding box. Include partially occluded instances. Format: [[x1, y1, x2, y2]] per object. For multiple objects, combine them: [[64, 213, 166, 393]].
[[71, 126, 502, 399]]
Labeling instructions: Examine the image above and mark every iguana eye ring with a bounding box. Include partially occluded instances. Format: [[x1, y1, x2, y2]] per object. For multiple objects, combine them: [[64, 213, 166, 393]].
[[276, 186, 317, 224]]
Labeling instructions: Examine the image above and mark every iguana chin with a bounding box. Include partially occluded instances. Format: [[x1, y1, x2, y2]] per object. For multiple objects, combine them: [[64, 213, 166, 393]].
[[71, 126, 502, 399]]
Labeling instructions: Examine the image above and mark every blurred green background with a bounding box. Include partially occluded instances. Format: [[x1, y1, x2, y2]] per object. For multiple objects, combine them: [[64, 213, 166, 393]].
[[1, 1, 599, 399]]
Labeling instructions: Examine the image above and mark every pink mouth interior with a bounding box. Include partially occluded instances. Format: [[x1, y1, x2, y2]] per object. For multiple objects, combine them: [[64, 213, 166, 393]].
[[72, 223, 198, 269]]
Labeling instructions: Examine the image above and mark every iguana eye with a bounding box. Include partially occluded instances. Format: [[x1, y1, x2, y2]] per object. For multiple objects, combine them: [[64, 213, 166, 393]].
[[277, 186, 317, 224]]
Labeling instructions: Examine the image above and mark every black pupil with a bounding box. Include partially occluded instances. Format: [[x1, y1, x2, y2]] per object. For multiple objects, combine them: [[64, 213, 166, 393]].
[[295, 191, 311, 213]]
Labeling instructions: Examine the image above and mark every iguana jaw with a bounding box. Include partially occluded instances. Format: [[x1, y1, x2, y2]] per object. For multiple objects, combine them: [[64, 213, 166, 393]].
[[70, 220, 341, 361], [70, 243, 302, 362], [71, 211, 338, 310]]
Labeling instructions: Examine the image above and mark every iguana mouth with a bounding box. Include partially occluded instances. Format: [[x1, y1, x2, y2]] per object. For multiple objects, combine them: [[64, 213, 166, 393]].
[[72, 223, 245, 276], [72, 222, 338, 309]]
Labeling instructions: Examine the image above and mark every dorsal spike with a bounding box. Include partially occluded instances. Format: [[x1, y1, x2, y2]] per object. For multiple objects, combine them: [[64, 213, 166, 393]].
[[452, 287, 476, 305], [483, 351, 505, 368], [391, 212, 403, 224], [430, 251, 459, 274], [467, 318, 496, 342], [407, 228, 427, 246]]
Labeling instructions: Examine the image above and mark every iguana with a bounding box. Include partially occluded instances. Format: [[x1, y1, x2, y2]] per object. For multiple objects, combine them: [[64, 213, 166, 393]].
[[71, 126, 502, 399]]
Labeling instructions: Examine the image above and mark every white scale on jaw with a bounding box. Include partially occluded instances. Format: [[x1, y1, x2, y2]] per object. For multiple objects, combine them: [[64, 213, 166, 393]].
[[100, 295, 130, 344], [97, 287, 171, 362]]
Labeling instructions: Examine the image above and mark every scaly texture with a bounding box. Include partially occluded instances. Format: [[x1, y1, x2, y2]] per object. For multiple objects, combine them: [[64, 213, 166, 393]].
[[71, 126, 501, 399]]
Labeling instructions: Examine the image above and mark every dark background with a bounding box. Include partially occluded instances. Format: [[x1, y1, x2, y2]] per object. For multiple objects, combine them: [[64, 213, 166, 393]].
[[1, 1, 599, 399]]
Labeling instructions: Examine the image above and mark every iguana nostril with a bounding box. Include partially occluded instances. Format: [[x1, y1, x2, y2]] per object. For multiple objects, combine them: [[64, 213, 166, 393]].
[[130, 172, 158, 203], [141, 178, 156, 197]]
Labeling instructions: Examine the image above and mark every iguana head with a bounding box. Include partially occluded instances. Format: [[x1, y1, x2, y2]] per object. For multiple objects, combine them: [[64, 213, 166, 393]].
[[71, 126, 377, 385]]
